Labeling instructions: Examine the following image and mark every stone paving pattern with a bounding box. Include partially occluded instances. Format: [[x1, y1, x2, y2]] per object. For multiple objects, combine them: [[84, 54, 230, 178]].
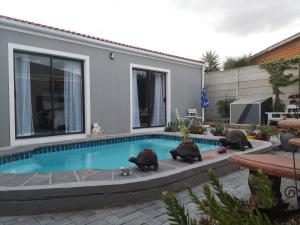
[[0, 169, 250, 225]]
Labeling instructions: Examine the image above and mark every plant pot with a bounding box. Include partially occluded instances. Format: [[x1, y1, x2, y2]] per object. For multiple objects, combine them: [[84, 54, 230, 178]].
[[212, 132, 225, 136], [255, 136, 265, 141], [280, 132, 297, 152], [246, 135, 256, 140], [183, 140, 193, 144]]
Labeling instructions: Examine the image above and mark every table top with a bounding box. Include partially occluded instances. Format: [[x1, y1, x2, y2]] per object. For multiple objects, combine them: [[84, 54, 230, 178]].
[[278, 118, 300, 129], [185, 115, 202, 118], [265, 112, 299, 115], [229, 154, 300, 180]]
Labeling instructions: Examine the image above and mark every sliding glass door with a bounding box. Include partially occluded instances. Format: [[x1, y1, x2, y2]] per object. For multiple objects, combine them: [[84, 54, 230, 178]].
[[132, 68, 166, 129], [14, 51, 84, 138]]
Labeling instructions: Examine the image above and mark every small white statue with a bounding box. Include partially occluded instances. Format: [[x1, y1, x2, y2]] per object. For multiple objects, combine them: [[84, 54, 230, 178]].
[[91, 122, 104, 135], [120, 167, 131, 176]]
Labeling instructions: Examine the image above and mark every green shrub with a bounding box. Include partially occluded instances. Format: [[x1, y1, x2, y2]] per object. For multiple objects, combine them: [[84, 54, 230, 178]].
[[164, 122, 179, 132], [257, 125, 277, 140], [246, 124, 257, 136], [210, 120, 228, 136], [223, 54, 251, 70], [216, 97, 235, 117], [162, 169, 279, 225], [189, 125, 207, 135]]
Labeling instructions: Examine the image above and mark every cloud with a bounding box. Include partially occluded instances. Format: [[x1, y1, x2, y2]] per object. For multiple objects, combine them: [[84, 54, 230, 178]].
[[169, 0, 300, 35]]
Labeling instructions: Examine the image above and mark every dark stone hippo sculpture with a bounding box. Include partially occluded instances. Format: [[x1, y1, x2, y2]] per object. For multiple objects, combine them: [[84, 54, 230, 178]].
[[129, 149, 159, 171], [170, 142, 202, 163], [219, 130, 253, 151]]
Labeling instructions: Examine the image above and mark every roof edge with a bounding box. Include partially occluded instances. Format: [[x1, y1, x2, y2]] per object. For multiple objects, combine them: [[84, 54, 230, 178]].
[[252, 32, 300, 59], [0, 15, 205, 66]]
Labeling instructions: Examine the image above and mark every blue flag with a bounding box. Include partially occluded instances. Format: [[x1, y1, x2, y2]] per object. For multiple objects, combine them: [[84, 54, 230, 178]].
[[201, 88, 209, 108]]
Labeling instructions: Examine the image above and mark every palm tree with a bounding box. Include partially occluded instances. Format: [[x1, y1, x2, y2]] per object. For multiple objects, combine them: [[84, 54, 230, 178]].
[[201, 50, 220, 72]]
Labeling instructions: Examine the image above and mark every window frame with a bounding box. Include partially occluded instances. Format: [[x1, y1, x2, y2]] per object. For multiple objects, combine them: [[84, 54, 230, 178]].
[[13, 50, 85, 139], [130, 63, 171, 133], [8, 43, 91, 146], [132, 67, 167, 129]]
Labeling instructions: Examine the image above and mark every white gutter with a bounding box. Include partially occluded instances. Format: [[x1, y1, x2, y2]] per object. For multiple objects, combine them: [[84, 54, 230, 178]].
[[0, 18, 205, 68]]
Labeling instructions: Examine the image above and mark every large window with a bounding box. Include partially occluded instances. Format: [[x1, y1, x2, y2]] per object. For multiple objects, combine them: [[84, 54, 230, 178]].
[[14, 51, 84, 138], [132, 68, 166, 129]]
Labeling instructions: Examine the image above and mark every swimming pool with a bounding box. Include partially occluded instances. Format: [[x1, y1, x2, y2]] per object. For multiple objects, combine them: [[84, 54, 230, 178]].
[[0, 135, 219, 174]]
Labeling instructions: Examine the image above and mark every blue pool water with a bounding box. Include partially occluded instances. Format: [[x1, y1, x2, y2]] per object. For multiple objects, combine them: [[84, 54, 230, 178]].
[[0, 137, 218, 174]]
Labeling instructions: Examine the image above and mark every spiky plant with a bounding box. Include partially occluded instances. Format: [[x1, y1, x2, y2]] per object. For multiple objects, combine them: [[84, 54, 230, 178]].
[[201, 50, 220, 72], [162, 169, 279, 225]]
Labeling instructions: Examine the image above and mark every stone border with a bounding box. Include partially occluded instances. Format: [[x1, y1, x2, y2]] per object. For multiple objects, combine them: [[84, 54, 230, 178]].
[[0, 133, 272, 216]]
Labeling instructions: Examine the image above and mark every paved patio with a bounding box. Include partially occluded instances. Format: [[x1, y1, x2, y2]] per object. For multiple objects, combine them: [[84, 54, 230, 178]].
[[0, 149, 299, 225]]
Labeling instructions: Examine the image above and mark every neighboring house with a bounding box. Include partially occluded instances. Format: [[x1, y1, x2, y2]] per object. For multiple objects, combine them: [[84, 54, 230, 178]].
[[251, 32, 300, 64], [0, 15, 205, 148]]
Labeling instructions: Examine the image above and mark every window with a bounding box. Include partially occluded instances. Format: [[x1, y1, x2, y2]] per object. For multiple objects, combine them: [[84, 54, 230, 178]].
[[14, 51, 84, 138], [132, 68, 166, 129]]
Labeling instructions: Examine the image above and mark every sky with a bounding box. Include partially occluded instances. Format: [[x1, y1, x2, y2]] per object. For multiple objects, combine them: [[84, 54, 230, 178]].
[[1, 0, 299, 64]]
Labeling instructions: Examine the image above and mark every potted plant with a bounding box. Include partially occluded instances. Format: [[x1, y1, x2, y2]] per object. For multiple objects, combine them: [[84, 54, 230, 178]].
[[164, 122, 179, 132], [279, 128, 298, 152], [216, 97, 235, 118], [188, 124, 207, 135], [246, 124, 258, 140], [256, 125, 277, 141], [211, 120, 228, 136], [169, 125, 202, 162]]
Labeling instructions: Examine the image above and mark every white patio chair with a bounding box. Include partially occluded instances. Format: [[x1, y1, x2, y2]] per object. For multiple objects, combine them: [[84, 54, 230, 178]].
[[175, 108, 187, 122], [187, 109, 202, 120], [187, 109, 209, 128]]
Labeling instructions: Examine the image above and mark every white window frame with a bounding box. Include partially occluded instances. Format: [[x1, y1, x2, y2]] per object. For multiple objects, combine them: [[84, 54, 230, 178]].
[[8, 43, 91, 146], [129, 63, 171, 133]]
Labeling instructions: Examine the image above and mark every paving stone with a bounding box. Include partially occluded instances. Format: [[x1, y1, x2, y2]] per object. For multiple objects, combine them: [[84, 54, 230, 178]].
[[23, 174, 51, 186], [3, 217, 39, 225], [33, 215, 54, 225], [86, 219, 113, 225], [113, 206, 140, 218], [112, 171, 138, 181], [67, 214, 87, 225], [51, 171, 78, 184], [74, 170, 90, 181], [120, 211, 143, 223], [104, 215, 123, 225], [156, 213, 169, 223], [81, 170, 112, 182], [0, 174, 34, 187]]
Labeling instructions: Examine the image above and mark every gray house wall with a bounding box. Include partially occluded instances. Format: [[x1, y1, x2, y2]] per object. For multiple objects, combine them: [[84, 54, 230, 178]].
[[0, 28, 202, 147]]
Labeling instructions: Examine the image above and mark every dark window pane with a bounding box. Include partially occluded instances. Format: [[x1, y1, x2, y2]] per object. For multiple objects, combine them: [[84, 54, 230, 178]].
[[14, 52, 84, 138], [14, 53, 52, 137], [53, 58, 84, 134], [133, 68, 166, 129]]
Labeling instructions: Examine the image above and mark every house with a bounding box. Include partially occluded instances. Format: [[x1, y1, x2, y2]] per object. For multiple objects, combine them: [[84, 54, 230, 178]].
[[251, 32, 300, 64], [0, 15, 205, 148]]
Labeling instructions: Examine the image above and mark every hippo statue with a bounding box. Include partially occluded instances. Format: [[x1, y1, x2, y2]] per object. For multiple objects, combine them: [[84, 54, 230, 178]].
[[129, 149, 159, 171]]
